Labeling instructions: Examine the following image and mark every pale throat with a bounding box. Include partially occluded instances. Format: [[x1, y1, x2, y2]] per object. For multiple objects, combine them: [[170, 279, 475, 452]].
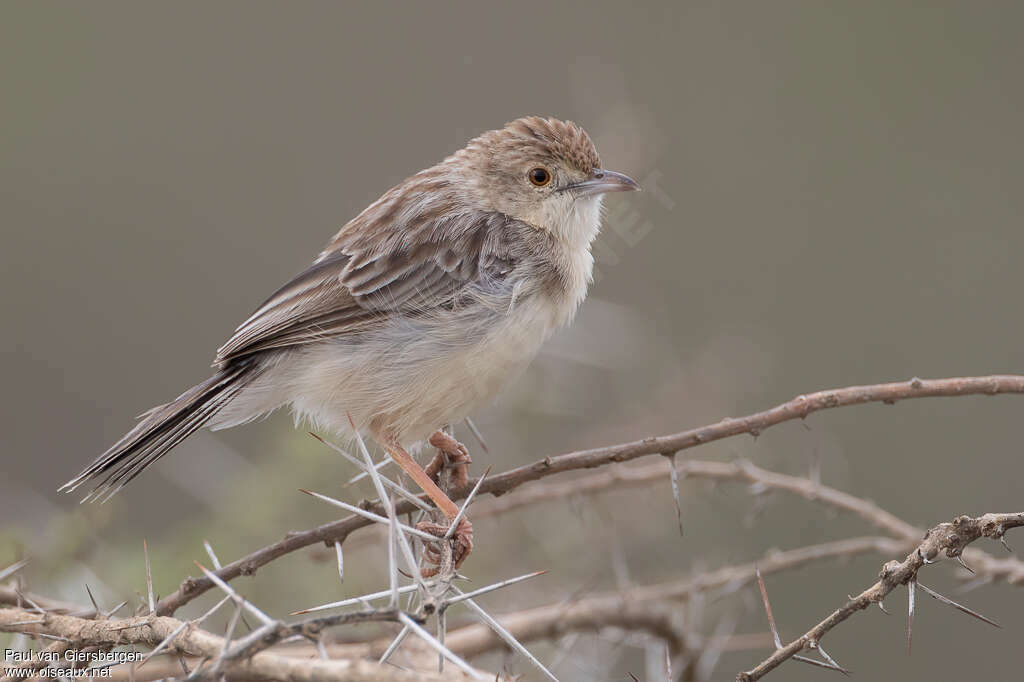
[[547, 194, 604, 313], [531, 193, 603, 249]]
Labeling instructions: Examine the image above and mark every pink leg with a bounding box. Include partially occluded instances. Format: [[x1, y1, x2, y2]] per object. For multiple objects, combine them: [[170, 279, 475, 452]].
[[379, 436, 474, 576]]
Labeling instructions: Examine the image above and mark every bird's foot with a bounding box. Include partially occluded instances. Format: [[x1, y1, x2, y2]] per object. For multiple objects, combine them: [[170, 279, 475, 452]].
[[416, 517, 474, 578], [425, 430, 472, 490]]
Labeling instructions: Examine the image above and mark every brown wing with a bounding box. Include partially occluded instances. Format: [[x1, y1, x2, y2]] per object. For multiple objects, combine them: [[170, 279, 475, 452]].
[[214, 209, 516, 367]]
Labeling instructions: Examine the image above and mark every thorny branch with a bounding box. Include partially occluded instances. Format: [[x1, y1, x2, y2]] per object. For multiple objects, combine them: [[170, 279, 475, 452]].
[[3, 374, 1023, 681], [442, 536, 907, 658], [0, 606, 450, 682], [472, 458, 1024, 586], [737, 512, 1024, 681], [156, 375, 1024, 615]]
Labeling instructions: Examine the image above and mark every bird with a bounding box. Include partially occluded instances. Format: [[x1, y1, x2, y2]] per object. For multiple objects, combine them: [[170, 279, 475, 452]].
[[61, 116, 640, 573]]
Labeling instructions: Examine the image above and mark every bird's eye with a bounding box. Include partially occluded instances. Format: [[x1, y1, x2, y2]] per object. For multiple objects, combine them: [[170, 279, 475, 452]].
[[528, 167, 551, 187]]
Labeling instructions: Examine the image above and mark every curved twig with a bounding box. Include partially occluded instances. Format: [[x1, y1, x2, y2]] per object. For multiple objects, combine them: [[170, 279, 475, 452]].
[[737, 512, 1024, 681], [155, 375, 1024, 616], [471, 458, 1024, 586]]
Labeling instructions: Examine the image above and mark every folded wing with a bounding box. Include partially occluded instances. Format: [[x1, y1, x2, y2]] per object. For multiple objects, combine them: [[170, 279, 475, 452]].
[[215, 210, 516, 366]]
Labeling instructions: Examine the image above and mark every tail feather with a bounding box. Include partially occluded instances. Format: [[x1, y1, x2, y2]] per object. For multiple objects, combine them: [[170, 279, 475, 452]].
[[61, 360, 260, 501]]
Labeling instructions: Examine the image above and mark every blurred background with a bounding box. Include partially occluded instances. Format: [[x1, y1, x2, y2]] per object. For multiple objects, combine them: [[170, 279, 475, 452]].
[[2, 1, 1023, 679]]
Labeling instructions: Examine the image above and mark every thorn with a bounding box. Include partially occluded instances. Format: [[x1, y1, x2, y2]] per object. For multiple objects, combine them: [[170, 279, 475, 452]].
[[397, 612, 484, 680], [464, 417, 490, 454], [755, 565, 782, 650], [1000, 535, 1013, 553], [446, 570, 548, 605], [139, 619, 190, 667], [666, 453, 685, 537], [437, 607, 447, 674], [341, 454, 393, 486], [290, 584, 419, 615], [297, 489, 438, 541], [203, 540, 223, 570], [907, 577, 916, 655], [378, 624, 411, 664], [143, 539, 155, 615], [386, 499, 398, 608], [25, 632, 71, 642], [104, 600, 129, 618], [0, 559, 29, 583], [108, 621, 143, 632], [792, 654, 851, 675], [808, 641, 850, 675], [445, 466, 491, 539], [194, 594, 233, 625], [213, 603, 243, 676], [955, 554, 974, 574], [334, 541, 344, 583], [193, 560, 274, 626], [84, 583, 102, 617], [917, 581, 1000, 628], [347, 426, 427, 589], [877, 600, 891, 615], [311, 432, 431, 511], [16, 589, 46, 615], [450, 588, 559, 682]]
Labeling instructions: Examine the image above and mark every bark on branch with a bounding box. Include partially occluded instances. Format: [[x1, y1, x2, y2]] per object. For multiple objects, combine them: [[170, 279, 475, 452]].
[[472, 458, 1024, 586], [0, 608, 458, 682], [444, 536, 907, 658], [737, 512, 1024, 681], [155, 375, 1024, 616]]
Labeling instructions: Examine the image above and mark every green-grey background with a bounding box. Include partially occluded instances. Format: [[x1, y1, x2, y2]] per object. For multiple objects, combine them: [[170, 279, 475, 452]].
[[2, 2, 1022, 680]]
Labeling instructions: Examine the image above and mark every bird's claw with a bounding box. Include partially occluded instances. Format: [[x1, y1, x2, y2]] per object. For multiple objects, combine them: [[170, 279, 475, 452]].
[[416, 517, 474, 578], [426, 431, 472, 489]]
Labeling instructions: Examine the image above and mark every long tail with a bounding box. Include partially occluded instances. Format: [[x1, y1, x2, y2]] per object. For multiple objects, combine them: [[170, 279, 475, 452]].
[[60, 359, 261, 502]]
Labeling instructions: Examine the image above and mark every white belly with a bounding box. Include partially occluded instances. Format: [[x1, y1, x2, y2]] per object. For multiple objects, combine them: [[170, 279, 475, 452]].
[[214, 286, 572, 446]]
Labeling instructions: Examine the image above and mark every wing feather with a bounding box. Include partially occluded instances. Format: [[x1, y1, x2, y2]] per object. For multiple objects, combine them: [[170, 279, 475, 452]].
[[215, 208, 517, 366]]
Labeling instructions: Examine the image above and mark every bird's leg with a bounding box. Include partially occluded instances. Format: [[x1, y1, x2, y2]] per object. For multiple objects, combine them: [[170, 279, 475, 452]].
[[424, 429, 472, 490], [382, 438, 473, 576], [418, 428, 474, 575]]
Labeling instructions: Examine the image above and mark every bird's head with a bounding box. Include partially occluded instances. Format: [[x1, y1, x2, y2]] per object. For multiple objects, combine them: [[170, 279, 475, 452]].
[[454, 116, 640, 241]]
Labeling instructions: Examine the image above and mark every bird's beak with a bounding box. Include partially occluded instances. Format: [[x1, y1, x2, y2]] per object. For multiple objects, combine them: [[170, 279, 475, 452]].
[[562, 169, 641, 197]]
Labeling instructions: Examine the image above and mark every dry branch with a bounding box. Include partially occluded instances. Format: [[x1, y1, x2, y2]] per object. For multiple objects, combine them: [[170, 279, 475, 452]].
[[443, 536, 908, 658], [8, 375, 1020, 681], [0, 607, 460, 682], [155, 375, 1024, 615], [737, 512, 1024, 681], [477, 459, 915, 538], [472, 459, 1024, 586]]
